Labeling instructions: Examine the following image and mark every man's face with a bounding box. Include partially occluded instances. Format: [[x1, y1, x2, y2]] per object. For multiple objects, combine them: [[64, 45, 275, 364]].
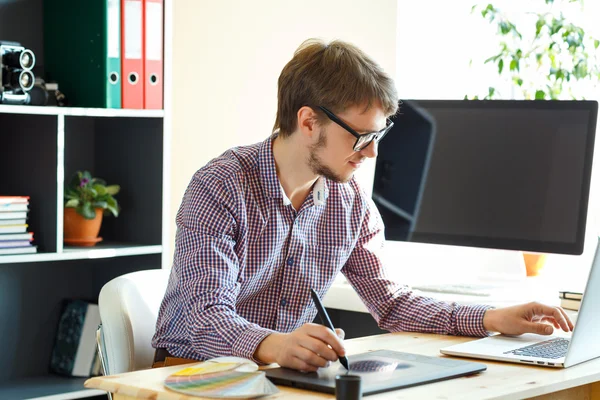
[[308, 104, 387, 183]]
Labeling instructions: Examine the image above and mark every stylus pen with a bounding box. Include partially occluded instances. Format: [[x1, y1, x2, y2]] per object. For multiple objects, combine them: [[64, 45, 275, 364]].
[[310, 288, 350, 370]]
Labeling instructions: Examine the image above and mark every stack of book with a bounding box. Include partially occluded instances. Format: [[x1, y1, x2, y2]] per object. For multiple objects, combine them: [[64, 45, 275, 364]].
[[0, 196, 37, 255], [559, 291, 582, 311]]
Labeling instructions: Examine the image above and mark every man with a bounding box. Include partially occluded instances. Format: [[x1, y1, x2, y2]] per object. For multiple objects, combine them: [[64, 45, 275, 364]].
[[152, 38, 573, 372]]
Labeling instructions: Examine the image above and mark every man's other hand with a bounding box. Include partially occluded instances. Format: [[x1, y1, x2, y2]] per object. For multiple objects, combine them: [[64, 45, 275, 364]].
[[254, 323, 346, 372], [483, 302, 574, 336]]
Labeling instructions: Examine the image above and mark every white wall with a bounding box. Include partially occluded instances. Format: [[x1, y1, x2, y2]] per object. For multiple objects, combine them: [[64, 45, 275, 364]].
[[169, 0, 398, 259]]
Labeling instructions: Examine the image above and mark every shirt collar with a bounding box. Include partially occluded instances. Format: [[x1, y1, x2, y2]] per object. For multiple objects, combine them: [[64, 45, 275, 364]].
[[259, 134, 329, 207]]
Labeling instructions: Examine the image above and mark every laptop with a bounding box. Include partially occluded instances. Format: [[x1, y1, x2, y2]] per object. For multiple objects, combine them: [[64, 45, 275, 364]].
[[440, 237, 600, 368]]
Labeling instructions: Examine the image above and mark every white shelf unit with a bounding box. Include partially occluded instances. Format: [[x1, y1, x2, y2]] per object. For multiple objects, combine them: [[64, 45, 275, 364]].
[[0, 104, 165, 118], [0, 0, 173, 398], [0, 244, 163, 264]]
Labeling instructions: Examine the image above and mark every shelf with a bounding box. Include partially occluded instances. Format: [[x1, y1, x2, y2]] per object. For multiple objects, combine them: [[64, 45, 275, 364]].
[[0, 104, 164, 118], [0, 375, 104, 400], [0, 243, 162, 264]]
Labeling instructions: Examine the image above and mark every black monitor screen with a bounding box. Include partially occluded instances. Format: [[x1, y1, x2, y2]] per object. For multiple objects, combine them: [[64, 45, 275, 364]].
[[373, 100, 598, 255]]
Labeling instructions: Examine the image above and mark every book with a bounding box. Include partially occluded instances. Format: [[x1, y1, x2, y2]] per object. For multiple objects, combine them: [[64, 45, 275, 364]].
[[0, 219, 27, 226], [560, 297, 581, 311], [0, 240, 32, 248], [0, 245, 37, 255], [0, 225, 28, 234], [559, 291, 583, 301], [0, 211, 27, 220], [0, 232, 33, 241], [0, 203, 28, 212], [0, 196, 29, 205], [50, 300, 102, 377]]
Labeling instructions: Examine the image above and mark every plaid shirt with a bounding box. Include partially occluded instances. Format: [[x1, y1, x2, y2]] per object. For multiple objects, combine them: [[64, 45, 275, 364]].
[[152, 136, 491, 362]]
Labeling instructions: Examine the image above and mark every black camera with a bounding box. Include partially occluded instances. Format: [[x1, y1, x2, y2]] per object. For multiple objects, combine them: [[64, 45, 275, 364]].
[[0, 41, 36, 104]]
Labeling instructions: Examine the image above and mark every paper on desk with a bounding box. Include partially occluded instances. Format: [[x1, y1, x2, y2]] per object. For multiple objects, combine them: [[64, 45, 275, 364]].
[[164, 358, 278, 398]]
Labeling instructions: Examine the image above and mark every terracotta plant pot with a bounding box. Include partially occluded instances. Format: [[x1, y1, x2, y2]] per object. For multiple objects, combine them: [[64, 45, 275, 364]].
[[523, 253, 547, 276], [63, 207, 104, 246]]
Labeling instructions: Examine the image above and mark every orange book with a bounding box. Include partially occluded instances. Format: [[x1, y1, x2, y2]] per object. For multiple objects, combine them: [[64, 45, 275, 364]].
[[0, 196, 29, 205]]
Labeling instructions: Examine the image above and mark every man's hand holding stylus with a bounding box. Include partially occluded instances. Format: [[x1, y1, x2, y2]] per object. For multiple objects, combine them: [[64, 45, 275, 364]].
[[254, 323, 346, 372]]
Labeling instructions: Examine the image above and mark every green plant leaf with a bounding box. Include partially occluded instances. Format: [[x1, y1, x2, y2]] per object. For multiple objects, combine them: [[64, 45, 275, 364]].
[[78, 202, 97, 220], [536, 18, 545, 36], [550, 19, 563, 36], [573, 61, 588, 79], [481, 3, 494, 18], [535, 90, 546, 100], [92, 200, 108, 209], [484, 54, 501, 64], [594, 40, 600, 49], [65, 199, 79, 207], [105, 196, 120, 217], [105, 185, 120, 195], [498, 58, 504, 74], [93, 184, 107, 196], [106, 204, 119, 218]]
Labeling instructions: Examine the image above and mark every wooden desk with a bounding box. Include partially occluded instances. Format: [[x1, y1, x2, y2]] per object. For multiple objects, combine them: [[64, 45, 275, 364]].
[[85, 332, 600, 400]]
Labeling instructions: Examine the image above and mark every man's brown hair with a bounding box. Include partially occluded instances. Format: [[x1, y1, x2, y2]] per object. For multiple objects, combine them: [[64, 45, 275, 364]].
[[274, 38, 399, 138]]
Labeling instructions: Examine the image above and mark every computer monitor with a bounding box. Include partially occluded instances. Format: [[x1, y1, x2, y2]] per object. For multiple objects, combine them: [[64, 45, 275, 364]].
[[373, 99, 598, 255]]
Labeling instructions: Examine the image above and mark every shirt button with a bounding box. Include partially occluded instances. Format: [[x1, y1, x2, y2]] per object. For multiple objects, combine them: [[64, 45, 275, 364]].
[[280, 298, 287, 307], [287, 257, 294, 266]]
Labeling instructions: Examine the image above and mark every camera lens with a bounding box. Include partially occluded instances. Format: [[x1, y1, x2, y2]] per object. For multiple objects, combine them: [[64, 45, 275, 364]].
[[12, 70, 35, 91], [20, 49, 35, 70], [1, 48, 36, 70]]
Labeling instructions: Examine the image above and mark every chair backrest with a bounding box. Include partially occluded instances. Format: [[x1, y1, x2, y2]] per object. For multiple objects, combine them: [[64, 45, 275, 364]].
[[98, 268, 171, 374]]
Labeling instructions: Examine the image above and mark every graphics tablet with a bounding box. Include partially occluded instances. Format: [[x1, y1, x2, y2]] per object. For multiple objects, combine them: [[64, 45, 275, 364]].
[[264, 349, 486, 396]]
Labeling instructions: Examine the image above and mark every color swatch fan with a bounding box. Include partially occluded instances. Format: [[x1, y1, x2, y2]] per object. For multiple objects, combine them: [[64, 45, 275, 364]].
[[164, 358, 278, 398]]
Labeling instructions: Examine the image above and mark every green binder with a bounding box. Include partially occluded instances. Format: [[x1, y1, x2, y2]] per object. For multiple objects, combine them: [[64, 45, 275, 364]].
[[44, 0, 121, 108]]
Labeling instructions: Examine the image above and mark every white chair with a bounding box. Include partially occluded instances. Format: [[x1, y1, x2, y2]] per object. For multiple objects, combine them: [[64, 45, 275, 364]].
[[96, 268, 171, 376]]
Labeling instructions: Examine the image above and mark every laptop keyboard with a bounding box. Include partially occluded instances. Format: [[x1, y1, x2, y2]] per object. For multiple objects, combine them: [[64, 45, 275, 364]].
[[504, 338, 570, 359]]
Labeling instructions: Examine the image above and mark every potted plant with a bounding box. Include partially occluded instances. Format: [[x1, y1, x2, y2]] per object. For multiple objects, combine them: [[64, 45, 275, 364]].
[[63, 170, 120, 246]]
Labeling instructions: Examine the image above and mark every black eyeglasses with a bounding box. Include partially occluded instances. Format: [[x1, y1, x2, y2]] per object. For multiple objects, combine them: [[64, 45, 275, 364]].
[[318, 106, 394, 152]]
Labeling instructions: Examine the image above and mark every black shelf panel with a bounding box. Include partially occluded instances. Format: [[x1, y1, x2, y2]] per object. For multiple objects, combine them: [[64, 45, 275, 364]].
[[64, 116, 164, 245], [0, 113, 58, 252], [0, 255, 161, 383]]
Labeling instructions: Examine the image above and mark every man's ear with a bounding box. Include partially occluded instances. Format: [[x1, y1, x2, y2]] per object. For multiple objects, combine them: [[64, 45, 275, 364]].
[[296, 106, 320, 139]]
